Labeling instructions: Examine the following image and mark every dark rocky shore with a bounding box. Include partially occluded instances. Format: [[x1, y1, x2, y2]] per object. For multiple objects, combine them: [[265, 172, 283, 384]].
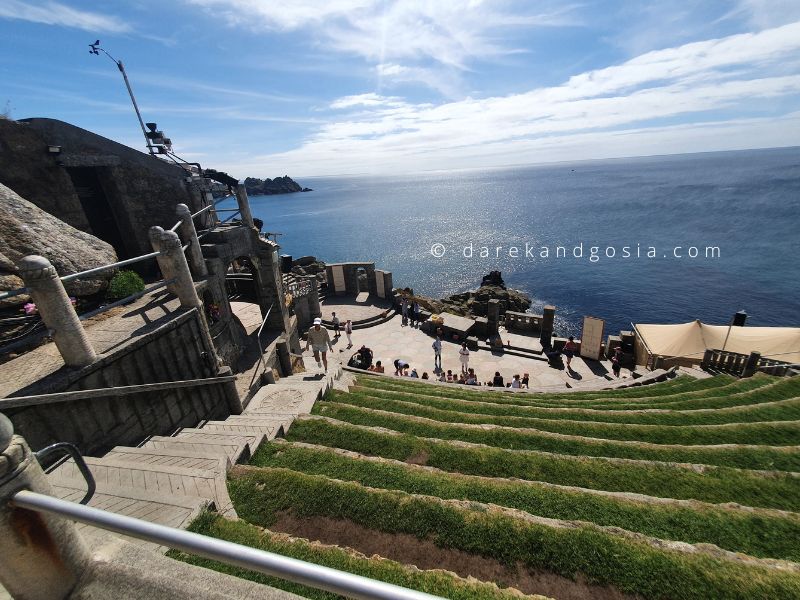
[[244, 176, 312, 196], [407, 271, 531, 318]]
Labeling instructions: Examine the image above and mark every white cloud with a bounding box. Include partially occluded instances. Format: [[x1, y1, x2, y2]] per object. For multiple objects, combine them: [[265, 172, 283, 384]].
[[183, 0, 578, 89], [725, 0, 800, 29], [0, 0, 131, 33], [215, 21, 800, 176]]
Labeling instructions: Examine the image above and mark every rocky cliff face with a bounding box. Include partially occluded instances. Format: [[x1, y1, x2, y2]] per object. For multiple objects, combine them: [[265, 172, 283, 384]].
[[406, 272, 531, 318], [243, 176, 312, 196], [0, 183, 118, 307]]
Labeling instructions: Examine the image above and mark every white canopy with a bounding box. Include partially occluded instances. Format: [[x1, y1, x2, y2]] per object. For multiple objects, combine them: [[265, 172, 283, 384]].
[[634, 321, 800, 364]]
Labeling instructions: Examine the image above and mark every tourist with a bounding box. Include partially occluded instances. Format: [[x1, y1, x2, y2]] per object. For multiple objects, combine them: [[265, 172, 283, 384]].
[[369, 360, 385, 373], [421, 372, 429, 379], [304, 317, 333, 371], [611, 347, 623, 378], [412, 300, 421, 328], [458, 342, 470, 374], [331, 311, 340, 337], [357, 345, 373, 369], [465, 369, 477, 385], [521, 373, 530, 389], [410, 368, 419, 378], [458, 373, 466, 384], [403, 365, 410, 376], [393, 359, 409, 375], [563, 336, 578, 369], [344, 319, 353, 348], [511, 374, 521, 389], [432, 335, 442, 370], [407, 298, 416, 327], [492, 371, 504, 387], [446, 369, 453, 382], [401, 297, 409, 326], [438, 371, 446, 382]]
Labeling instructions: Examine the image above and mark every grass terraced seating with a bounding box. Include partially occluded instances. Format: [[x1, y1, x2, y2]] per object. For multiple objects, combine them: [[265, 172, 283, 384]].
[[177, 372, 800, 599], [227, 467, 800, 600], [327, 390, 800, 446], [171, 511, 545, 600], [312, 402, 800, 471], [253, 441, 800, 561], [287, 417, 800, 511]]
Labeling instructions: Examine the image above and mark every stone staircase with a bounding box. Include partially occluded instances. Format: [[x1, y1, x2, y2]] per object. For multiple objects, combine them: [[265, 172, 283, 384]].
[[43, 357, 349, 550]]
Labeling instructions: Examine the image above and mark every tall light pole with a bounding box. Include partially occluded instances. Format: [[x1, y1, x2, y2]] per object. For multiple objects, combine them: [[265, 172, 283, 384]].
[[89, 40, 156, 155]]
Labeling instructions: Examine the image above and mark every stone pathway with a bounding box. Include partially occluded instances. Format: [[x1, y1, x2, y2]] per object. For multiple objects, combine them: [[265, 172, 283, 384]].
[[329, 314, 631, 389], [42, 357, 344, 551], [0, 290, 182, 398], [321, 294, 393, 323]]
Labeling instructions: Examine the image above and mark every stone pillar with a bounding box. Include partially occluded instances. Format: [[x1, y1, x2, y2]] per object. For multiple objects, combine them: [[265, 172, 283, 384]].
[[0, 414, 91, 599], [18, 256, 96, 368], [234, 184, 255, 229], [382, 271, 394, 300], [276, 338, 292, 376], [302, 275, 321, 320], [149, 227, 202, 311], [540, 305, 555, 346], [176, 203, 208, 279], [742, 351, 761, 378], [487, 299, 501, 337]]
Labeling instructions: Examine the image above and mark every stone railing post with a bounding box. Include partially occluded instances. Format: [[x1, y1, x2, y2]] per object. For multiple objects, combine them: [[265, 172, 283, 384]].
[[176, 203, 208, 279], [18, 256, 96, 368], [234, 184, 255, 229], [302, 275, 321, 320], [0, 413, 91, 599], [149, 227, 202, 311]]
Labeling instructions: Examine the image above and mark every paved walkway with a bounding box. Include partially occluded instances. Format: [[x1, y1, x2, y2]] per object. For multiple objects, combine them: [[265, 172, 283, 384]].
[[329, 314, 630, 388], [321, 294, 393, 323], [0, 290, 182, 398]]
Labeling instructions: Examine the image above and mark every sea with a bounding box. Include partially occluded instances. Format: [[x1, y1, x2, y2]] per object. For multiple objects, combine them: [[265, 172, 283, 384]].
[[234, 147, 800, 338]]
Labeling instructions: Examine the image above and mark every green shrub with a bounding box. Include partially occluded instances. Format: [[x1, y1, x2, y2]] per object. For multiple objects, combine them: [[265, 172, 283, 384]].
[[107, 270, 145, 300]]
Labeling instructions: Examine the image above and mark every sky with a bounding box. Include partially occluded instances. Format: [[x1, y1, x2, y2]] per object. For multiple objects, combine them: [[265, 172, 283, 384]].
[[0, 0, 799, 178]]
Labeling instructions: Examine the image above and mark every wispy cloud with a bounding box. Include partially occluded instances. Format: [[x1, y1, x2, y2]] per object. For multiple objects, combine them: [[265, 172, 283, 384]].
[[183, 0, 580, 91], [0, 0, 131, 33], [218, 21, 800, 176]]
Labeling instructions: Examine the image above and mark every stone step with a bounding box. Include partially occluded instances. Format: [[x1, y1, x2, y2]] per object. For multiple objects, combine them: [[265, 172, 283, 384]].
[[50, 477, 212, 551], [48, 456, 235, 516], [104, 446, 232, 473], [244, 384, 320, 416], [174, 429, 258, 460], [143, 436, 248, 464], [202, 420, 286, 439]]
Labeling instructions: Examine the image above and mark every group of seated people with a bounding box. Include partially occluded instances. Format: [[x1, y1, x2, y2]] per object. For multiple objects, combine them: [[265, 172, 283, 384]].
[[485, 371, 530, 388]]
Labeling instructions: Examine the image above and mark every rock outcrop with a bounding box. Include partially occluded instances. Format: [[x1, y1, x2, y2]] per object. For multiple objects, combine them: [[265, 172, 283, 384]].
[[403, 272, 531, 318], [0, 183, 118, 307], [291, 256, 326, 284], [243, 176, 312, 196]]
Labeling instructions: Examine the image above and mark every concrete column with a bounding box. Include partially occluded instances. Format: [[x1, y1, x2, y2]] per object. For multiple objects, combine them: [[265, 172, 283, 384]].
[[0, 414, 91, 599], [276, 338, 292, 376], [382, 271, 394, 300], [149, 227, 202, 310], [487, 299, 501, 337], [18, 256, 96, 368], [234, 184, 255, 229], [176, 203, 208, 279]]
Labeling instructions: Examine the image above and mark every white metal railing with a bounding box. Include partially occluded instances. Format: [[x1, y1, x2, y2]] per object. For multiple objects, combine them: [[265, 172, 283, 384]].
[[10, 490, 442, 600]]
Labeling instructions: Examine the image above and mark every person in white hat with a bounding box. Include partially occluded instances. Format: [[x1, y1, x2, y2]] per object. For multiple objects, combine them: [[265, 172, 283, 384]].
[[305, 317, 333, 370]]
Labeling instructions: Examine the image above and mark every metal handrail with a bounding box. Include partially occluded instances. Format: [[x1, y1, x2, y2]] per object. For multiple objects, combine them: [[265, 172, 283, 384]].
[[78, 279, 173, 322], [60, 251, 162, 283], [247, 303, 274, 390], [34, 443, 96, 504], [10, 490, 442, 600]]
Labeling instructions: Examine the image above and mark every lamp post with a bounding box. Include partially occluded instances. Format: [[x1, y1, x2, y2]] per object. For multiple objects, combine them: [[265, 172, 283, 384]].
[[89, 40, 169, 155], [721, 310, 747, 352]]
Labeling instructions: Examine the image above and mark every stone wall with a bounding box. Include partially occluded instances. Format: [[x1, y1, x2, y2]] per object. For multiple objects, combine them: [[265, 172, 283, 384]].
[[0, 118, 206, 261], [0, 310, 240, 457]]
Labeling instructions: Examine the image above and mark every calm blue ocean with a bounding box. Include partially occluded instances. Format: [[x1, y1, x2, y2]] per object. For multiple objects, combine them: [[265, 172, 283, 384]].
[[239, 147, 800, 337]]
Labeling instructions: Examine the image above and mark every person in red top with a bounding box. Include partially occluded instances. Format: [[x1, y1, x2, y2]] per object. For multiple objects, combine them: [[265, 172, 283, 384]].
[[563, 336, 578, 369]]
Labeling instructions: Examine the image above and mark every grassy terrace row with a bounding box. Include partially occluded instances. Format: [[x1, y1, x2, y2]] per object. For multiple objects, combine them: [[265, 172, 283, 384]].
[[313, 402, 800, 472], [171, 511, 543, 600], [288, 418, 800, 511], [229, 467, 800, 600], [254, 441, 800, 561], [354, 375, 781, 410], [347, 381, 800, 425], [330, 390, 800, 446], [354, 372, 745, 405]]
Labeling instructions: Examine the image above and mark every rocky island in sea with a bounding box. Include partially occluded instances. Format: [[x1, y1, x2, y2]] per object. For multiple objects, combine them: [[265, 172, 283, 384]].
[[243, 175, 312, 196]]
